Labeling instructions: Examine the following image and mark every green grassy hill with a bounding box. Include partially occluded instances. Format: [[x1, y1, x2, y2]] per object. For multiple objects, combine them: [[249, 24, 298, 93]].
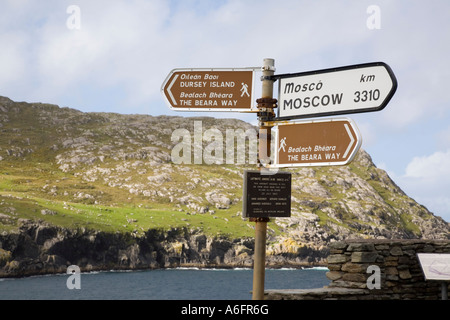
[[0, 95, 448, 249]]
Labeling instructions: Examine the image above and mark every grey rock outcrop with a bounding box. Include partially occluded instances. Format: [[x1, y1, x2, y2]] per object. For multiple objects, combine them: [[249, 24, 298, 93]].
[[0, 219, 329, 277], [0, 96, 449, 277]]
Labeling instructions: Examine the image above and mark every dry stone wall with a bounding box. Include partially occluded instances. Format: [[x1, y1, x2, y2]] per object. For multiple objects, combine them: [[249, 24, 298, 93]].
[[326, 239, 450, 299], [266, 239, 450, 300]]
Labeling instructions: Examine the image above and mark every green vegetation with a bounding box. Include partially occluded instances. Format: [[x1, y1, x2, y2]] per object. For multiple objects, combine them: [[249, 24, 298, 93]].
[[0, 95, 447, 243], [0, 169, 257, 238]]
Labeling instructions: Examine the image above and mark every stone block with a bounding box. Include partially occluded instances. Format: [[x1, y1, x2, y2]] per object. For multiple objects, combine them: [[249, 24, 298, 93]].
[[385, 281, 397, 287], [374, 244, 389, 250], [385, 260, 398, 267], [330, 280, 367, 289], [327, 264, 342, 271], [399, 269, 412, 279], [386, 274, 399, 281], [341, 262, 365, 273], [326, 271, 343, 281], [398, 256, 413, 265], [347, 243, 375, 252], [329, 242, 348, 250], [390, 246, 403, 256], [385, 267, 398, 275], [330, 249, 344, 254], [342, 273, 367, 282], [351, 252, 378, 263], [403, 249, 416, 257], [385, 256, 398, 261], [327, 254, 347, 264]]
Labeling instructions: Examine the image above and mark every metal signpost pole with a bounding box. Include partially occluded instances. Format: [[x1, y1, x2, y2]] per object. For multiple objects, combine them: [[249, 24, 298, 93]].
[[442, 282, 448, 300], [251, 58, 276, 300]]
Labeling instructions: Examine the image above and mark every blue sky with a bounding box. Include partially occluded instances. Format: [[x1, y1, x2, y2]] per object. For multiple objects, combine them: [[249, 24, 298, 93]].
[[1, 0, 450, 222]]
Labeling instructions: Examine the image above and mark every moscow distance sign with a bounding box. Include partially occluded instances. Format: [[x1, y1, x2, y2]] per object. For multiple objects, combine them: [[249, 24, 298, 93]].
[[275, 62, 397, 120], [161, 68, 256, 112]]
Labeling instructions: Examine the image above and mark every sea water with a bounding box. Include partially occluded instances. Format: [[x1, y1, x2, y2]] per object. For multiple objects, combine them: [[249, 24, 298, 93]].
[[0, 267, 329, 300]]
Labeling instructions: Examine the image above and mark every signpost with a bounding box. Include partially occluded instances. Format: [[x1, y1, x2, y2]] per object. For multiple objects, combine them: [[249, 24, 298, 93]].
[[275, 62, 397, 120], [162, 59, 397, 300], [161, 68, 256, 112], [243, 170, 291, 218], [271, 118, 362, 167]]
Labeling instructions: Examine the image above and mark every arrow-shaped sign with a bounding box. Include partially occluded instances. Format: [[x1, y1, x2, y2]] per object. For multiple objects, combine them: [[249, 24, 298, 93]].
[[343, 123, 355, 159], [275, 62, 397, 120], [271, 118, 362, 167], [161, 68, 256, 112], [166, 74, 179, 106]]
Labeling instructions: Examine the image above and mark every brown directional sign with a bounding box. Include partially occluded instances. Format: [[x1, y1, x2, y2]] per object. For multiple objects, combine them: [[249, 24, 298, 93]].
[[272, 118, 362, 167], [243, 170, 291, 218], [161, 68, 255, 111]]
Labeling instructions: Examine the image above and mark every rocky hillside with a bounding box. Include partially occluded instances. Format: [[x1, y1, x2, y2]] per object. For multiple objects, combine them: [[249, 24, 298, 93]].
[[0, 96, 448, 277]]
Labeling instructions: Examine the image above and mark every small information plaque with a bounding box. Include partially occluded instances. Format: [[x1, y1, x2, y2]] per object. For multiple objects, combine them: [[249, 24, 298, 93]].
[[417, 253, 450, 281], [242, 170, 291, 218]]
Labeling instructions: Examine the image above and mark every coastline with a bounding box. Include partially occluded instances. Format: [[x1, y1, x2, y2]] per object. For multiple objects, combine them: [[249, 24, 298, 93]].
[[0, 262, 328, 279], [0, 265, 329, 280], [0, 220, 328, 279]]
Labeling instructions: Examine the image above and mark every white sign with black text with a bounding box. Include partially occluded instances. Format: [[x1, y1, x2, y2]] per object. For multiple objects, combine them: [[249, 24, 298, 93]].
[[276, 62, 397, 120]]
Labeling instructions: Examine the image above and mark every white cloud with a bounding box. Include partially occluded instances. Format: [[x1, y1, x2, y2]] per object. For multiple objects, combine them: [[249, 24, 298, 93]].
[[0, 32, 28, 85], [393, 150, 450, 222], [1, 0, 448, 117], [0, 0, 174, 106], [438, 126, 450, 149], [404, 150, 450, 179]]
